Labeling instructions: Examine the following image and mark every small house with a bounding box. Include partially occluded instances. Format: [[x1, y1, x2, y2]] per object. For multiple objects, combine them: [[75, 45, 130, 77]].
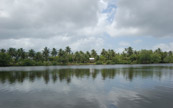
[[89, 58, 95, 62]]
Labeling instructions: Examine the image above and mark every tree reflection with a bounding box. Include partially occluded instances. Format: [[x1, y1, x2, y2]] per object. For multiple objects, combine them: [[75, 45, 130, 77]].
[[0, 66, 170, 84]]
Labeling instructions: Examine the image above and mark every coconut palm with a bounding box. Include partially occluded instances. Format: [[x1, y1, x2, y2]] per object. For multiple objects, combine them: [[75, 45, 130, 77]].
[[51, 48, 57, 57], [8, 48, 17, 58], [42, 47, 49, 61], [17, 48, 26, 60], [65, 46, 71, 54], [28, 49, 35, 59]]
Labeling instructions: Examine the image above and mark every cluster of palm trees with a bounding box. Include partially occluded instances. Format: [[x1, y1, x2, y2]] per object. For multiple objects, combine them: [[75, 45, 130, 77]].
[[0, 46, 99, 66], [0, 46, 173, 66], [3, 46, 72, 62]]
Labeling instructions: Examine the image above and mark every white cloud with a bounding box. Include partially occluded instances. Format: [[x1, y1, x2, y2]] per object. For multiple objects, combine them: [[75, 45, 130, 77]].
[[119, 41, 130, 46], [0, 35, 104, 52], [133, 39, 142, 44], [106, 22, 140, 37], [71, 37, 104, 52], [153, 42, 173, 52], [0, 0, 110, 51], [0, 0, 101, 39], [107, 0, 173, 37], [0, 0, 173, 51], [116, 48, 125, 53]]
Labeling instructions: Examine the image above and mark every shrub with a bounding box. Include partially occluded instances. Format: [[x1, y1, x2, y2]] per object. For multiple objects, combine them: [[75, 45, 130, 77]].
[[0, 53, 11, 66], [19, 59, 36, 66]]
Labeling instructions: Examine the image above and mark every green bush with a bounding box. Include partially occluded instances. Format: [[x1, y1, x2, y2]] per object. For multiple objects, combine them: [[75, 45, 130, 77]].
[[19, 59, 36, 66], [0, 53, 12, 66], [106, 60, 114, 64], [52, 61, 59, 65], [96, 61, 103, 65]]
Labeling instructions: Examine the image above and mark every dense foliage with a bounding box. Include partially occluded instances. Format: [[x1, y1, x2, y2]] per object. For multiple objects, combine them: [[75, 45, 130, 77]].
[[0, 46, 173, 66]]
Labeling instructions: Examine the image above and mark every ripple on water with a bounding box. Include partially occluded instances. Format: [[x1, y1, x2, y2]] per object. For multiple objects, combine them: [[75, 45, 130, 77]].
[[0, 64, 173, 108]]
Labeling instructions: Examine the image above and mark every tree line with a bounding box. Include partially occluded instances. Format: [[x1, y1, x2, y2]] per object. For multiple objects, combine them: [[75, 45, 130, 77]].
[[0, 46, 173, 66]]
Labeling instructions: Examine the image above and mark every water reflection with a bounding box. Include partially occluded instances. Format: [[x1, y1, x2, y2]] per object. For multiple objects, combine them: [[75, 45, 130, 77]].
[[0, 65, 173, 108], [0, 66, 172, 84]]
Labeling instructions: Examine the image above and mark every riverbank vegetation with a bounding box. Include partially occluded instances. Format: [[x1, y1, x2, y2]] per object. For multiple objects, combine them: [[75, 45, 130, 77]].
[[0, 46, 173, 66]]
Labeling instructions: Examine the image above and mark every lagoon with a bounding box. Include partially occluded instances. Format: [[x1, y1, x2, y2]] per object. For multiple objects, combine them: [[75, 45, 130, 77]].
[[0, 64, 173, 108]]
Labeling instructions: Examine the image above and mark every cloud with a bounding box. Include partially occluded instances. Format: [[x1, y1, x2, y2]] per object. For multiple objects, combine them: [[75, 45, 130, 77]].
[[115, 48, 125, 53], [0, 0, 100, 39], [0, 35, 104, 52], [71, 37, 104, 52], [133, 39, 142, 44], [153, 42, 173, 52], [0, 0, 173, 51], [0, 0, 109, 51], [119, 41, 130, 46], [107, 0, 173, 37]]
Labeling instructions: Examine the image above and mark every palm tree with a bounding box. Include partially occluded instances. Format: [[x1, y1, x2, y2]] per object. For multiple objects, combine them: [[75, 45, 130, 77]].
[[108, 49, 115, 60], [35, 52, 43, 62], [91, 49, 97, 58], [0, 52, 11, 66], [86, 51, 91, 57], [51, 48, 57, 57], [74, 51, 80, 63], [8, 48, 17, 58], [0, 49, 6, 53], [28, 49, 35, 59], [42, 47, 49, 61], [58, 48, 64, 57], [125, 47, 133, 57], [17, 48, 26, 60], [58, 49, 68, 64], [155, 48, 162, 54], [168, 51, 172, 56], [101, 49, 107, 56], [65, 46, 71, 54]]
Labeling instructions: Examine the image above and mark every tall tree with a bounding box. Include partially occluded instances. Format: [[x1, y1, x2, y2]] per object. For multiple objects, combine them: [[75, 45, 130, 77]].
[[28, 49, 35, 59], [0, 49, 6, 53], [35, 52, 43, 62], [108, 49, 116, 60], [42, 47, 49, 61], [138, 50, 152, 64], [7, 48, 17, 58], [86, 51, 91, 57], [168, 51, 172, 56], [155, 48, 162, 54], [17, 48, 26, 60], [74, 51, 81, 63], [65, 46, 71, 54], [51, 48, 57, 57], [91, 49, 98, 61], [0, 53, 11, 66], [125, 47, 133, 57], [58, 49, 64, 57], [91, 49, 97, 58], [58, 49, 68, 64], [101, 49, 107, 56]]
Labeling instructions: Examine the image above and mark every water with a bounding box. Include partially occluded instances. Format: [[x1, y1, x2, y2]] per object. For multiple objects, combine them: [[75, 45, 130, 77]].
[[0, 64, 173, 108]]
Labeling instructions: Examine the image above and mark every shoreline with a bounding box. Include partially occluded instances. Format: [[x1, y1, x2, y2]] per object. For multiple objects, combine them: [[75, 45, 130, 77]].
[[1, 63, 173, 67]]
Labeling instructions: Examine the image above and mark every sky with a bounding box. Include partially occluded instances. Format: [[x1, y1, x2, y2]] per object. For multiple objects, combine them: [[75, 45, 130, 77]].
[[0, 0, 173, 53]]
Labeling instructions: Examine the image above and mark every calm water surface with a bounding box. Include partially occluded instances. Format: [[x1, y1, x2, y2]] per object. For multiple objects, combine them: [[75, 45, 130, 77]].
[[0, 64, 173, 108]]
